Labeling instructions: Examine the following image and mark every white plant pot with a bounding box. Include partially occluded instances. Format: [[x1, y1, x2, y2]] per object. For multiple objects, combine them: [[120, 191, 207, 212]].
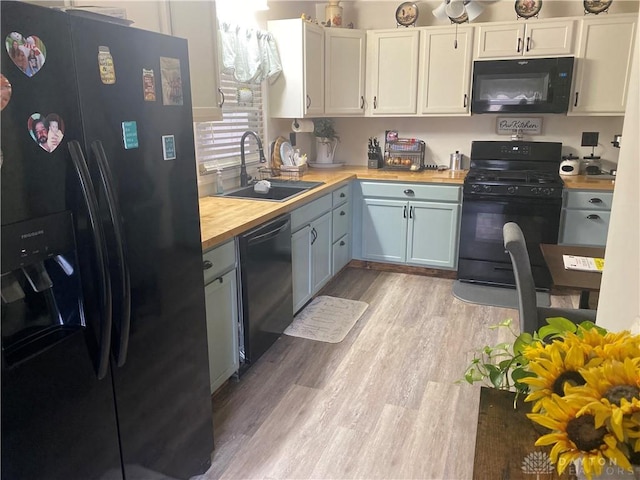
[[315, 137, 337, 164]]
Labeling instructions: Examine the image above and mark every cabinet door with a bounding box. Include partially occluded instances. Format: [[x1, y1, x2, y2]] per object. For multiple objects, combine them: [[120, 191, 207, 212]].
[[475, 23, 524, 58], [333, 234, 350, 275], [361, 199, 408, 263], [524, 20, 574, 57], [304, 22, 325, 116], [168, 1, 222, 121], [407, 202, 460, 268], [292, 226, 312, 313], [419, 26, 473, 115], [325, 29, 366, 115], [570, 16, 637, 116], [311, 211, 333, 293], [367, 30, 419, 115], [560, 210, 611, 247], [204, 269, 239, 394]]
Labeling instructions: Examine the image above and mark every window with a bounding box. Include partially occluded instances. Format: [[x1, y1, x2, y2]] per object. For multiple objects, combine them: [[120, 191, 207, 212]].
[[195, 71, 265, 174]]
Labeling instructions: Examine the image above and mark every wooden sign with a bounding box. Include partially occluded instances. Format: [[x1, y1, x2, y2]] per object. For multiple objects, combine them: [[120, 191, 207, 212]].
[[496, 117, 542, 135]]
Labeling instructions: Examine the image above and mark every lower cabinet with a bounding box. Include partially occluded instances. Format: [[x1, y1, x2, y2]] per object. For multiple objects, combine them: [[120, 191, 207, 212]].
[[203, 240, 239, 394], [358, 182, 461, 269], [559, 190, 613, 247], [291, 195, 333, 313], [332, 184, 352, 274]]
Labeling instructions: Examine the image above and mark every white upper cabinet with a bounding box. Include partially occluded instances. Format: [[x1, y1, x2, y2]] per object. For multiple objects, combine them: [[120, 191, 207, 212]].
[[418, 25, 473, 115], [366, 29, 420, 115], [569, 14, 637, 116], [325, 28, 366, 116], [268, 19, 324, 118], [475, 19, 575, 59], [168, 1, 222, 122]]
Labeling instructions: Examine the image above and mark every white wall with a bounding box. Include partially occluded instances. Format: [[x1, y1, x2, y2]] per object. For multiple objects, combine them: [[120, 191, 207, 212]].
[[596, 21, 640, 333]]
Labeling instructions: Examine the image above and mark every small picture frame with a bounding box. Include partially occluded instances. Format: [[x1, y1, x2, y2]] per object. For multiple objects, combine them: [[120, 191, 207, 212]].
[[162, 135, 176, 160], [496, 117, 542, 135]]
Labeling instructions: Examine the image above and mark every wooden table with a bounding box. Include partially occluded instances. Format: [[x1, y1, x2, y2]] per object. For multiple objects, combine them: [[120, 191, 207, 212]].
[[539, 244, 605, 309], [473, 387, 575, 479]]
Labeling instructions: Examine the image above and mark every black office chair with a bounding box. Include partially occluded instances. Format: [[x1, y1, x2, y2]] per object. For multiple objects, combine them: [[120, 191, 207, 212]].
[[503, 222, 597, 334]]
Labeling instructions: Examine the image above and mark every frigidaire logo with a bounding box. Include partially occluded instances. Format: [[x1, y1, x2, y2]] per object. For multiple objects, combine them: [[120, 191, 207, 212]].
[[518, 61, 529, 65], [21, 229, 44, 239]]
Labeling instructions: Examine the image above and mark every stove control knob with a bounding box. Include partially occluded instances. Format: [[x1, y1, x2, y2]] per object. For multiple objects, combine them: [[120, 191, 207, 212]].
[[507, 186, 517, 194], [471, 184, 481, 193], [531, 187, 539, 195], [542, 188, 551, 196], [482, 185, 492, 193]]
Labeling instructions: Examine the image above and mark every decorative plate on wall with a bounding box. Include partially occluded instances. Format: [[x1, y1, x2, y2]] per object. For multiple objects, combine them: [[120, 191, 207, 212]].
[[514, 0, 542, 19], [395, 2, 418, 27], [584, 0, 613, 14]]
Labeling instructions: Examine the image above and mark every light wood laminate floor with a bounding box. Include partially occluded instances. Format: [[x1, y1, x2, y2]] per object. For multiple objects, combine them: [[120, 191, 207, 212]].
[[200, 267, 579, 480]]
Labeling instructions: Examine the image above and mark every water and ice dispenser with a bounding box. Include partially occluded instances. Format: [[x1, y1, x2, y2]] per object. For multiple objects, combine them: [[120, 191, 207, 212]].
[[1, 211, 85, 366]]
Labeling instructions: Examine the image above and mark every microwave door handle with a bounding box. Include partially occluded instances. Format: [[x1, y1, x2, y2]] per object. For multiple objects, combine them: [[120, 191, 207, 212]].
[[68, 140, 113, 380]]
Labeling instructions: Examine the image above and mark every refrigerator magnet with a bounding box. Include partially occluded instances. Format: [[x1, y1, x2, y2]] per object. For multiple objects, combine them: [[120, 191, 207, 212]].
[[121, 121, 139, 149], [28, 112, 65, 153], [6, 32, 46, 77], [162, 135, 176, 161], [159, 57, 183, 106], [142, 68, 156, 102], [98, 46, 116, 85], [1, 74, 12, 111]]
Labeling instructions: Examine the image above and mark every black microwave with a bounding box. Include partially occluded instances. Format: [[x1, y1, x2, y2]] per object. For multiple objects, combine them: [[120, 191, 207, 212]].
[[471, 57, 574, 114]]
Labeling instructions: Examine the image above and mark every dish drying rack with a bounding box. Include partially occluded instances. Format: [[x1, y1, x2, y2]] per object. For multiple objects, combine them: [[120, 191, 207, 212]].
[[383, 138, 427, 171], [258, 164, 308, 182]]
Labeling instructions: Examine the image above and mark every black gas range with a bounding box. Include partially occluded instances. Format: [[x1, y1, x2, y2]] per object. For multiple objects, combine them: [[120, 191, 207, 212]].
[[458, 141, 564, 289]]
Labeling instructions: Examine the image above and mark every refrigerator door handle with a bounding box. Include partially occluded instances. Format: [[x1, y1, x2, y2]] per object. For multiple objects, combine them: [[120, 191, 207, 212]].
[[68, 141, 113, 380], [91, 140, 132, 367]]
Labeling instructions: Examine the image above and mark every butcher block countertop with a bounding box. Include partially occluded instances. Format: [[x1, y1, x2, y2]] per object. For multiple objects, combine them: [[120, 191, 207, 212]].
[[198, 166, 614, 250]]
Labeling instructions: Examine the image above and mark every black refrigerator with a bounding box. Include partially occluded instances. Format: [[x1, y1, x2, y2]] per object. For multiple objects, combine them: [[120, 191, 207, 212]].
[[1, 3, 214, 479]]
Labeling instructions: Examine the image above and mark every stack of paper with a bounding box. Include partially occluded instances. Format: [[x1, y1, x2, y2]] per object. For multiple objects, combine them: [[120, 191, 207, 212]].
[[562, 255, 604, 273]]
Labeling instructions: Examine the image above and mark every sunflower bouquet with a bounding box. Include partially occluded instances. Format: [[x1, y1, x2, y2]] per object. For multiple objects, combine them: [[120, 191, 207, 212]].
[[462, 318, 640, 480]]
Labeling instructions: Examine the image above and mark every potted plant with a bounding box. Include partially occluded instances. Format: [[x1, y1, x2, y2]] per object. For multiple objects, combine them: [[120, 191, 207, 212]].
[[462, 318, 640, 480], [313, 118, 339, 164]]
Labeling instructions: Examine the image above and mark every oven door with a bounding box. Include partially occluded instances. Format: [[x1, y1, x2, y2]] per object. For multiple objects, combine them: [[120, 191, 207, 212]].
[[457, 194, 561, 289]]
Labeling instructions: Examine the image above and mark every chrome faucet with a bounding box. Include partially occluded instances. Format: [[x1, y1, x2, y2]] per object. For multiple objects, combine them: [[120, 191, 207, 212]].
[[240, 131, 266, 187]]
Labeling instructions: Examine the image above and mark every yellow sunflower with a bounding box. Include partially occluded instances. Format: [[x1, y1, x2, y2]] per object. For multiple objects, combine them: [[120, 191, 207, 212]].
[[521, 339, 602, 412], [528, 393, 633, 479], [571, 328, 640, 363], [567, 358, 640, 443]]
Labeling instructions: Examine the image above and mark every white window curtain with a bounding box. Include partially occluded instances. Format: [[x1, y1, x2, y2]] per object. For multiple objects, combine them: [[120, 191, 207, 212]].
[[195, 21, 281, 177]]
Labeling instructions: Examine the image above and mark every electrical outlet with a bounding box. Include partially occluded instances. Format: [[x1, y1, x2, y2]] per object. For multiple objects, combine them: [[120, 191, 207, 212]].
[[581, 132, 599, 147]]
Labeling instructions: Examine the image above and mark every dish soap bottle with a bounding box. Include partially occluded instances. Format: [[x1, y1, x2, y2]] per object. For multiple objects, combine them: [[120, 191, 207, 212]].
[[216, 168, 224, 194]]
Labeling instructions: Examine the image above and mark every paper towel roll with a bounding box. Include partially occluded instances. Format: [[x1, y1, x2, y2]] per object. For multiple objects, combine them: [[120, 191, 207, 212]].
[[291, 119, 314, 133]]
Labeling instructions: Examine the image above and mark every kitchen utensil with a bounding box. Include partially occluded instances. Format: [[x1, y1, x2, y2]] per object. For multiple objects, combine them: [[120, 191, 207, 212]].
[[449, 151, 462, 170], [559, 158, 580, 176], [280, 141, 294, 166]]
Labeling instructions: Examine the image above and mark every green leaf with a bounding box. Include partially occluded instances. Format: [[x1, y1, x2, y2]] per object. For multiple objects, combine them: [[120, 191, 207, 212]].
[[538, 325, 563, 340], [513, 333, 533, 355], [545, 316, 579, 333]]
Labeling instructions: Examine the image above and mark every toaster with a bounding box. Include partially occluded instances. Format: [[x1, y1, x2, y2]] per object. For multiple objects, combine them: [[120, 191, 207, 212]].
[[559, 159, 580, 176]]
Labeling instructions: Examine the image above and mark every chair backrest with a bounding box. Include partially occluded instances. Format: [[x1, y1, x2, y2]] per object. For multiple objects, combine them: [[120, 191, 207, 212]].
[[503, 222, 539, 334]]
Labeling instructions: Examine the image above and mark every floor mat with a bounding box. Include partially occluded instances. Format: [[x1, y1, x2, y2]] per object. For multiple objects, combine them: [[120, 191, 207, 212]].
[[452, 280, 550, 309], [284, 295, 368, 343]]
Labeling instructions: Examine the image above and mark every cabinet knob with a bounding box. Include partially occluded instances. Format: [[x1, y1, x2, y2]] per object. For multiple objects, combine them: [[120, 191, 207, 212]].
[[587, 214, 601, 220], [526, 36, 531, 52], [306, 95, 311, 109], [216, 276, 223, 284], [340, 240, 345, 246], [340, 210, 346, 216], [340, 192, 346, 198], [517, 37, 522, 53], [463, 94, 468, 108], [203, 260, 213, 270], [403, 205, 407, 218], [574, 92, 579, 107], [218, 87, 225, 108], [589, 198, 603, 204], [403, 189, 415, 196], [373, 96, 377, 109], [360, 96, 365, 109]]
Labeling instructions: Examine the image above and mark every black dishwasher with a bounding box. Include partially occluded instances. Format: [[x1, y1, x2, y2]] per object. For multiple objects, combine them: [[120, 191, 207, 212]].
[[238, 214, 292, 372]]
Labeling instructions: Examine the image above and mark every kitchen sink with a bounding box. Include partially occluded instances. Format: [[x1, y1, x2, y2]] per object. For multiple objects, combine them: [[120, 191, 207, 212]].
[[216, 180, 324, 202]]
